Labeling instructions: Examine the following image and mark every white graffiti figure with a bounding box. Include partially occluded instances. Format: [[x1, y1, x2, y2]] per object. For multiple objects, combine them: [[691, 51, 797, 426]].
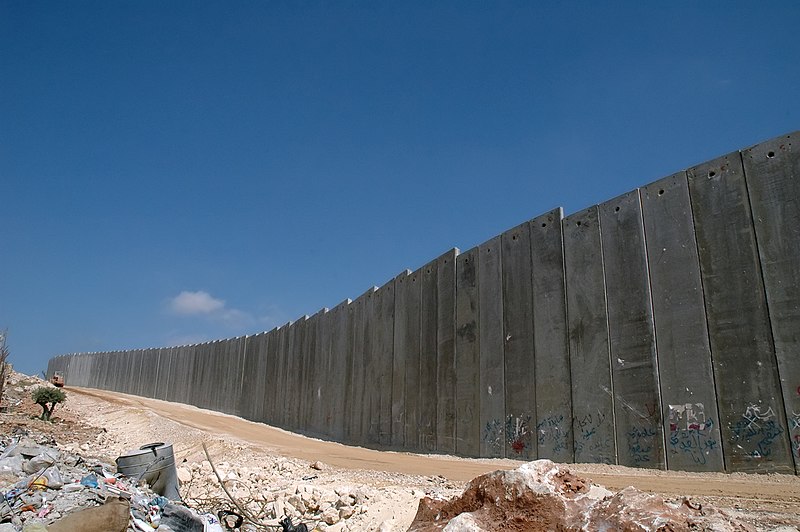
[[743, 405, 775, 429], [790, 411, 800, 431], [668, 403, 706, 431]]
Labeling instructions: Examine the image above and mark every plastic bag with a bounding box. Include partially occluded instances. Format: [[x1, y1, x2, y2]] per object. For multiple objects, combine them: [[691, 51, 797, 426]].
[[199, 513, 223, 532], [23, 450, 60, 474], [40, 466, 64, 489], [80, 473, 99, 488]]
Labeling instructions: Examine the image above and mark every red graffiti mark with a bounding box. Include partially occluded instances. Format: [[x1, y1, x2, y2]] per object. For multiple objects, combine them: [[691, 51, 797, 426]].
[[511, 439, 525, 454]]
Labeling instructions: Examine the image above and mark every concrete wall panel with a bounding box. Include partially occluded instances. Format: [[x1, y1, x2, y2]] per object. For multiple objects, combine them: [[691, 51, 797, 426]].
[[419, 259, 439, 452], [600, 191, 665, 469], [391, 270, 413, 449], [478, 237, 504, 458], [530, 208, 573, 463], [329, 302, 350, 441], [364, 291, 379, 444], [299, 314, 318, 432], [310, 312, 331, 437], [564, 206, 616, 464], [501, 221, 536, 460], [688, 152, 792, 473], [263, 328, 280, 426], [436, 249, 458, 454], [402, 270, 422, 449], [352, 290, 374, 444], [371, 282, 395, 447], [742, 132, 800, 473], [641, 173, 724, 472], [455, 248, 480, 457]]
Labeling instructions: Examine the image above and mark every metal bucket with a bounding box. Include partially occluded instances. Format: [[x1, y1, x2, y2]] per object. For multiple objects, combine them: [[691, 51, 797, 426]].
[[116, 442, 180, 500]]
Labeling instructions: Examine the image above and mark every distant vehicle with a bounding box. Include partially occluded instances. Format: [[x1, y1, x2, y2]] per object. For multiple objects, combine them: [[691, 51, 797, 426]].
[[50, 371, 64, 387]]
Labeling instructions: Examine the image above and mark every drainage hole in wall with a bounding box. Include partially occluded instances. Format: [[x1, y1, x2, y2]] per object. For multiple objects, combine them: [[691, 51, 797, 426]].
[[658, 189, 664, 196], [541, 223, 547, 228], [512, 234, 517, 240], [614, 206, 620, 212], [576, 221, 582, 226], [708, 170, 716, 178], [767, 151, 775, 158]]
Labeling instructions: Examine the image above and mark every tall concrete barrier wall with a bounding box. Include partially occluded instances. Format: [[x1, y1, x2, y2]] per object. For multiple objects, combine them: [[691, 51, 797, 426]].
[[48, 131, 800, 474]]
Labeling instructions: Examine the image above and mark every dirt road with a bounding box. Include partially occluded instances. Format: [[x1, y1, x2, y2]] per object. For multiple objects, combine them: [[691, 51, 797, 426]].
[[68, 387, 800, 528]]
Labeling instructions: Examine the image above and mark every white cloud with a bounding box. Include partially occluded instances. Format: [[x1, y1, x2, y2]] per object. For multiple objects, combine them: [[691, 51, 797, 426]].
[[167, 290, 261, 330], [169, 291, 225, 315]]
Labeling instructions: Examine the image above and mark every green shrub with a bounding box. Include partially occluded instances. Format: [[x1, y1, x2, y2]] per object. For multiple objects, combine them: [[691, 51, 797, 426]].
[[31, 386, 66, 421]]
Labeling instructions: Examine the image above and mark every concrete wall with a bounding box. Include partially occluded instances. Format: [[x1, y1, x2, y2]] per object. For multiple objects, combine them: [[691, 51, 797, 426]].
[[48, 131, 800, 474]]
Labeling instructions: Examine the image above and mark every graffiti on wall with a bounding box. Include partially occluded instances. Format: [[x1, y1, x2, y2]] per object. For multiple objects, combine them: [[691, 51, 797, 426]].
[[574, 410, 613, 464], [483, 414, 533, 455], [483, 419, 504, 453], [537, 413, 569, 455], [731, 404, 784, 459], [506, 414, 533, 455], [668, 403, 718, 465], [790, 409, 800, 459], [627, 425, 658, 464]]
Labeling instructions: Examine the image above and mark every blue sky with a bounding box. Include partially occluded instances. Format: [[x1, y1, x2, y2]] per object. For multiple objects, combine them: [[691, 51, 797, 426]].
[[2, 2, 799, 376]]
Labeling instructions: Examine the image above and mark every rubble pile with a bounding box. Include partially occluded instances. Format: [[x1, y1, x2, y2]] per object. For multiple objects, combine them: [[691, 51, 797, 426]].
[[179, 459, 371, 529], [0, 370, 412, 531], [0, 430, 230, 532], [408, 460, 754, 532]]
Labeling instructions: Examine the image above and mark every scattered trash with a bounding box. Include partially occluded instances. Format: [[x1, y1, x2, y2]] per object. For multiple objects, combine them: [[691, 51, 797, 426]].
[[278, 515, 309, 532], [116, 442, 181, 500], [217, 509, 243, 530], [79, 473, 98, 488], [0, 429, 258, 532]]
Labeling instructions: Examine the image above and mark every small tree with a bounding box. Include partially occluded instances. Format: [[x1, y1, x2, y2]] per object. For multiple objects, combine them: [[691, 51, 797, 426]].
[[0, 330, 9, 405], [31, 387, 66, 421]]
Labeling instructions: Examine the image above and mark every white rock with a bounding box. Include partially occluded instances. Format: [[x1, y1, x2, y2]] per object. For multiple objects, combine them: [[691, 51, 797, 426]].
[[334, 486, 353, 497], [274, 497, 285, 518], [376, 520, 395, 532], [287, 495, 306, 514], [335, 496, 353, 509], [176, 467, 192, 483], [319, 489, 338, 505], [443, 513, 485, 531], [321, 507, 339, 525]]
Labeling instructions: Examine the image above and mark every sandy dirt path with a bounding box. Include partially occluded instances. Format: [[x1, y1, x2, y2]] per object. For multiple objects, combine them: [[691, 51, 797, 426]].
[[69, 386, 800, 526]]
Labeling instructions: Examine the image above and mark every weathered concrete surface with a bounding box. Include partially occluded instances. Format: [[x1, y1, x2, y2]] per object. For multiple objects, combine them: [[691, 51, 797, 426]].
[[49, 131, 800, 474]]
